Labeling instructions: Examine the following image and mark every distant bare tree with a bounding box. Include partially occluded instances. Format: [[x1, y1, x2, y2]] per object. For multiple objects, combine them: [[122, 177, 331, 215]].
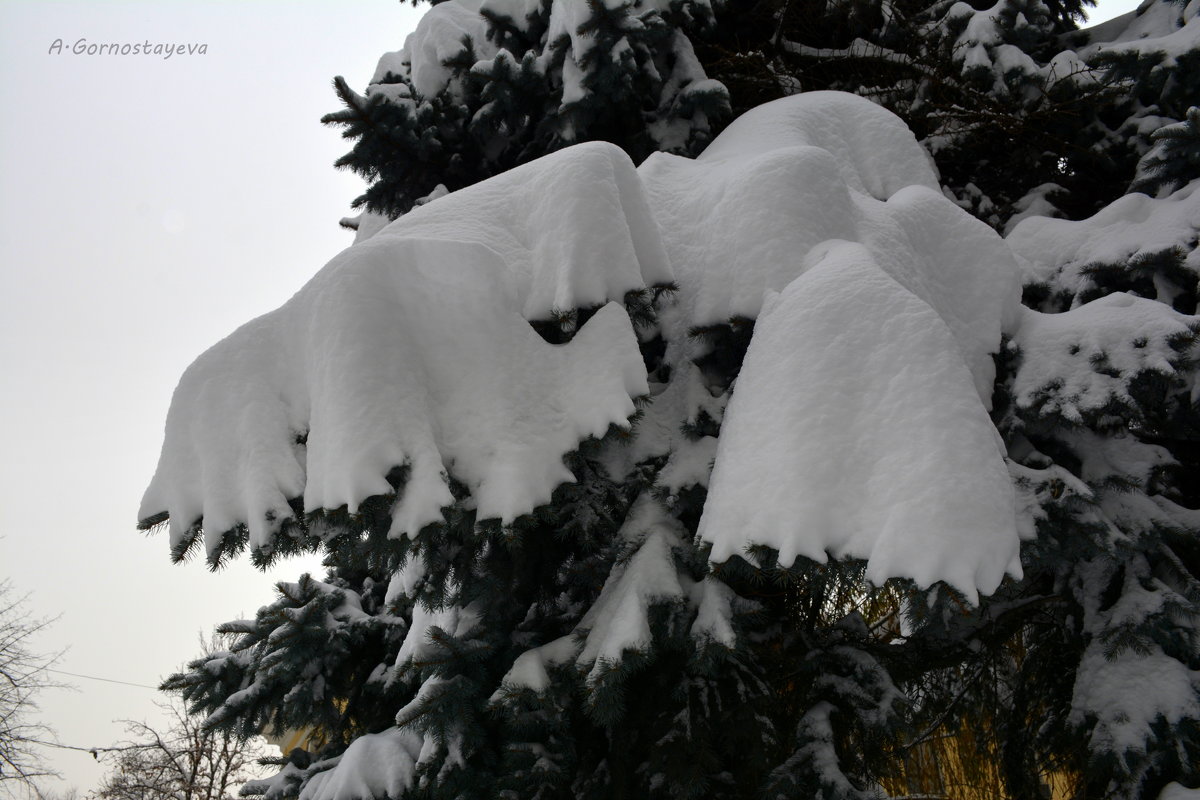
[[0, 580, 60, 797], [36, 787, 79, 800], [95, 694, 267, 800]]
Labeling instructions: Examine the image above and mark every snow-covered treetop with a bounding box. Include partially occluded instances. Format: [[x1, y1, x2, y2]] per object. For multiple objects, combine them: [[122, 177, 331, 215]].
[[379, 0, 721, 101], [144, 91, 1025, 601], [383, 1, 495, 97], [1080, 0, 1200, 64]]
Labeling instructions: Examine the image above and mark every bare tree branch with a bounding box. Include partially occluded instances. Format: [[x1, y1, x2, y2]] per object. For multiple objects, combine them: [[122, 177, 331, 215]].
[[95, 636, 269, 800], [0, 580, 63, 799]]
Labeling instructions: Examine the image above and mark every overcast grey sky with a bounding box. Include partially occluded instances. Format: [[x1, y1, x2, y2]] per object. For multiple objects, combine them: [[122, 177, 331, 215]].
[[0, 0, 1145, 795], [0, 1, 423, 793]]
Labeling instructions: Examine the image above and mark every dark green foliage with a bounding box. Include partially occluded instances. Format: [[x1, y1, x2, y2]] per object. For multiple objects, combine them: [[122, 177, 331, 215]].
[[991, 264, 1200, 795], [1133, 107, 1200, 196], [688, 0, 1128, 228], [687, 0, 1200, 230], [158, 2, 1200, 799], [761, 614, 906, 800], [323, 0, 730, 220]]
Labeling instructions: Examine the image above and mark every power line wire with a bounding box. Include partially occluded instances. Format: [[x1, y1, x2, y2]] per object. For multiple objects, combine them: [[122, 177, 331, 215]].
[[21, 737, 144, 760], [46, 668, 158, 690]]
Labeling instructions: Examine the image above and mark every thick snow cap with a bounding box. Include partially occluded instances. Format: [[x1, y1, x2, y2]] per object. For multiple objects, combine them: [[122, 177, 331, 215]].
[[1007, 180, 1200, 294], [367, 141, 674, 320], [639, 91, 1020, 401], [299, 728, 423, 800], [140, 144, 658, 561], [144, 89, 1022, 602], [671, 93, 1023, 601], [697, 247, 1021, 601]]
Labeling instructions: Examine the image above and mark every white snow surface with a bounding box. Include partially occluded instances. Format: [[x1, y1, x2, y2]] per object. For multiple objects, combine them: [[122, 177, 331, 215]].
[[394, 595, 480, 673], [391, 0, 723, 154], [947, 0, 1103, 90], [392, 0, 496, 97], [1010, 295, 1195, 423], [495, 496, 730, 693], [575, 497, 687, 679], [299, 728, 423, 800], [346, 211, 392, 244], [371, 142, 674, 321], [689, 575, 737, 646], [141, 236, 648, 554], [689, 91, 938, 199], [495, 635, 580, 695], [1081, 0, 1200, 63], [617, 361, 727, 471], [1071, 641, 1200, 755], [1161, 784, 1200, 800], [640, 92, 1020, 403], [147, 90, 1027, 601], [1007, 180, 1200, 292], [698, 245, 1020, 601]]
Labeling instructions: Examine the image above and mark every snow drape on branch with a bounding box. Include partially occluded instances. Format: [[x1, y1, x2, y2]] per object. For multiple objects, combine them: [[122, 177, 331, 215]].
[[299, 729, 424, 800], [1000, 167, 1200, 793], [143, 91, 1025, 601], [336, 0, 730, 217], [493, 496, 736, 696], [1010, 295, 1196, 424], [1009, 180, 1200, 296], [397, 2, 495, 98], [639, 91, 948, 328], [698, 246, 1020, 601], [140, 145, 660, 558], [1081, 0, 1200, 65], [357, 142, 674, 319], [150, 78, 1200, 797], [647, 93, 1022, 599]]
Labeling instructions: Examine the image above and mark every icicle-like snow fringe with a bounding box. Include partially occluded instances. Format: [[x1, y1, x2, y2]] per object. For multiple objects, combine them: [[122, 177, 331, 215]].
[[140, 145, 664, 561]]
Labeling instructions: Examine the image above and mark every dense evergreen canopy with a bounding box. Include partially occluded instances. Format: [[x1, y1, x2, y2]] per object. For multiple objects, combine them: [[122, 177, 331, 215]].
[[145, 1, 1200, 798]]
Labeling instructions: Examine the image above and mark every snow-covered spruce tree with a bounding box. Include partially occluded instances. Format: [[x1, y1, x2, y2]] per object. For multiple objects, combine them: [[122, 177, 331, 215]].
[[693, 0, 1200, 230], [322, 0, 730, 226], [1002, 166, 1200, 797], [687, 0, 1110, 226], [1133, 107, 1200, 198], [327, 0, 1200, 232], [1085, 0, 1200, 195], [142, 4, 1200, 800]]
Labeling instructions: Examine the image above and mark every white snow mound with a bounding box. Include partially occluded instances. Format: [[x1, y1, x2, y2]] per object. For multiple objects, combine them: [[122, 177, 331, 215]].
[[698, 244, 1020, 601], [640, 92, 1020, 394], [575, 497, 688, 680], [1071, 641, 1200, 756], [390, 0, 496, 98], [494, 496, 732, 695], [693, 91, 938, 198], [146, 90, 1024, 601], [369, 142, 674, 319], [1081, 0, 1200, 65], [1011, 294, 1195, 423], [1007, 180, 1200, 296], [140, 235, 648, 557], [299, 728, 423, 800]]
